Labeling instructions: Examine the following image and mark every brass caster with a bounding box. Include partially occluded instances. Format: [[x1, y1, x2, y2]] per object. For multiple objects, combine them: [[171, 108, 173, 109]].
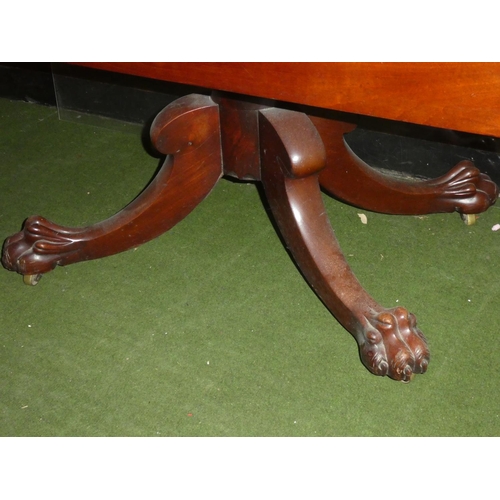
[[461, 213, 477, 226], [23, 274, 42, 286]]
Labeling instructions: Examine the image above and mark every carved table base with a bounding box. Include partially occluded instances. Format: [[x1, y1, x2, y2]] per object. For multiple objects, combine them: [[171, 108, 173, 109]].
[[2, 93, 498, 381]]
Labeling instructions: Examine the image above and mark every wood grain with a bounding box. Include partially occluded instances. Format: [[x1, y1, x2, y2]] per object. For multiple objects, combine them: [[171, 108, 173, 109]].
[[73, 62, 500, 137]]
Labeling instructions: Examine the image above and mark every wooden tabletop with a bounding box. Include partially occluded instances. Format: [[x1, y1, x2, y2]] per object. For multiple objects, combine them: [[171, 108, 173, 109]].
[[74, 63, 500, 138]]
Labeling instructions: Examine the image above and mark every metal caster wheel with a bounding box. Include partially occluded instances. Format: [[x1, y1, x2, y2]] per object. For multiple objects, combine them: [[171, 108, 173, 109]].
[[23, 274, 42, 286], [461, 213, 477, 226]]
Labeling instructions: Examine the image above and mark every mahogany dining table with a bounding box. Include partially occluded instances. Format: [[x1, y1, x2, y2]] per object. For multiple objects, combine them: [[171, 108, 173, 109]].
[[3, 63, 499, 382]]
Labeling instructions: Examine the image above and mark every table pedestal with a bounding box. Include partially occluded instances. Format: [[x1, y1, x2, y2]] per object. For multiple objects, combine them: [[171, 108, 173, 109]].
[[2, 93, 498, 381]]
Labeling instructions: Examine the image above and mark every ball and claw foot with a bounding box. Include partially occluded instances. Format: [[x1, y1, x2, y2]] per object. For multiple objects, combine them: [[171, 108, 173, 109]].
[[359, 307, 430, 382]]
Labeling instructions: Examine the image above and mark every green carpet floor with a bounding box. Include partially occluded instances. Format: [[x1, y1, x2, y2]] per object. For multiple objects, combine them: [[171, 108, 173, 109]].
[[1, 97, 500, 436]]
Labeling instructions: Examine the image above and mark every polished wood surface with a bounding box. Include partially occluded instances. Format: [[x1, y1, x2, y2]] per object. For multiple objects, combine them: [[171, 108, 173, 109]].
[[74, 62, 500, 137]]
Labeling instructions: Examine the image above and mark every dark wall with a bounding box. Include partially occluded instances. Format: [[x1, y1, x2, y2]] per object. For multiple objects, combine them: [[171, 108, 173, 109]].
[[0, 63, 56, 105], [0, 63, 203, 124]]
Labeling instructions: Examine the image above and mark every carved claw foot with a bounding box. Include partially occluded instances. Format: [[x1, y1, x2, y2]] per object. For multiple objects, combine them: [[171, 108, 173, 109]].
[[425, 160, 498, 216], [2, 215, 84, 280], [359, 307, 430, 382]]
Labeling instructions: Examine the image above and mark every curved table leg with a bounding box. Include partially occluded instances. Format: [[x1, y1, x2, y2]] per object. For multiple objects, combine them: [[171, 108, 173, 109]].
[[259, 108, 429, 382], [2, 94, 223, 284], [310, 115, 498, 216]]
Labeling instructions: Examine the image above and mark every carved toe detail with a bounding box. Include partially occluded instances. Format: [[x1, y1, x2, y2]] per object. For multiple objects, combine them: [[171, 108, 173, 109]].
[[1, 216, 83, 276], [427, 161, 499, 214], [360, 307, 430, 382]]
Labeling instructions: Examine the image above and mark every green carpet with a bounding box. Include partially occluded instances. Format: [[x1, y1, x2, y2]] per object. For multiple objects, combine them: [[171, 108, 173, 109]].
[[1, 97, 500, 436]]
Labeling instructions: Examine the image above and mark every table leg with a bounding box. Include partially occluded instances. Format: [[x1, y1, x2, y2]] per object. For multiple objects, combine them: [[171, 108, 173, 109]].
[[1, 94, 223, 284], [259, 107, 429, 382], [310, 115, 498, 218]]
